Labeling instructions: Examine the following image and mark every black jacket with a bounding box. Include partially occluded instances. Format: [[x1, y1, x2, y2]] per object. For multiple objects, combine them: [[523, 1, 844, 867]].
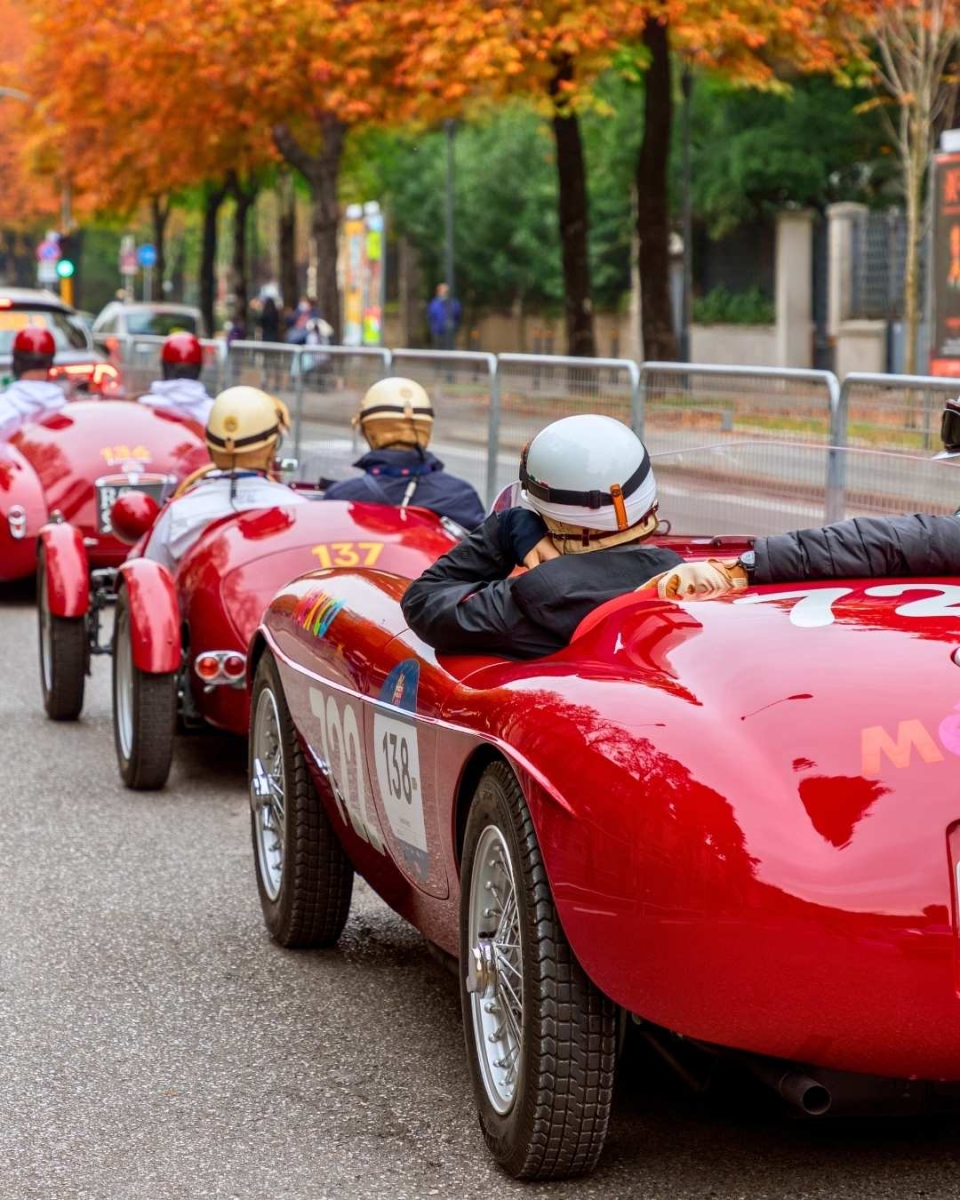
[[401, 511, 683, 659], [753, 514, 960, 584], [324, 449, 485, 531]]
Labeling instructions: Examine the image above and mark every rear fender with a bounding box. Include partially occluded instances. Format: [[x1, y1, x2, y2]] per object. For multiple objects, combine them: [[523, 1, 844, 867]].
[[38, 523, 90, 617], [118, 558, 182, 674]]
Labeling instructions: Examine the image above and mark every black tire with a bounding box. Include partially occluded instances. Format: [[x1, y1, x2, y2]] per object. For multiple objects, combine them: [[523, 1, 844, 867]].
[[459, 762, 617, 1179], [37, 548, 86, 721], [250, 651, 353, 948], [112, 587, 177, 790]]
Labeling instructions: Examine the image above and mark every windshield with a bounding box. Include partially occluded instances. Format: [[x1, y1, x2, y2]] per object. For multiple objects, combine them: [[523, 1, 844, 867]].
[[490, 442, 960, 537], [0, 307, 89, 354], [649, 441, 960, 536], [125, 310, 198, 336]]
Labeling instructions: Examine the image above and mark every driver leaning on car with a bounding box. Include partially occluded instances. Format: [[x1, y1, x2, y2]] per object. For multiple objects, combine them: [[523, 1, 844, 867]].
[[402, 411, 960, 660], [141, 385, 305, 573]]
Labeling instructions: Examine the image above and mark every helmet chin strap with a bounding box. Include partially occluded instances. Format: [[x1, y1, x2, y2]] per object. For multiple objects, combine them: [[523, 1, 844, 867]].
[[543, 507, 659, 555]]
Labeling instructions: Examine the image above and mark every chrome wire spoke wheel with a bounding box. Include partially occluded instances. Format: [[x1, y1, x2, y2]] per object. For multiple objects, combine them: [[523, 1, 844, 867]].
[[466, 824, 523, 1115], [114, 605, 134, 761], [251, 686, 285, 902]]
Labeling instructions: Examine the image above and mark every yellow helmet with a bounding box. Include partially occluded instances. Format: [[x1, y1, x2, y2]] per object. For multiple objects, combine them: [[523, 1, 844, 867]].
[[354, 377, 434, 450], [205, 386, 290, 470]]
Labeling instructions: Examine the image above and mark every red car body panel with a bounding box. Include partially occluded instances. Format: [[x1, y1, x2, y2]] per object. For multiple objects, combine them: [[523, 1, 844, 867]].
[[38, 522, 90, 616], [0, 442, 48, 580], [124, 499, 460, 735], [1, 400, 207, 582], [259, 555, 960, 1082], [118, 559, 182, 673]]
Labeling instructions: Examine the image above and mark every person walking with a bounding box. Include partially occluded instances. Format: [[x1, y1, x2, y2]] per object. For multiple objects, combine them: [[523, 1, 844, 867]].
[[427, 282, 461, 350], [257, 289, 281, 344]]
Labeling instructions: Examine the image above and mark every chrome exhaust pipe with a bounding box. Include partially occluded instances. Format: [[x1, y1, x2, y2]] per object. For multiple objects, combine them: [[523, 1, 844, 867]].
[[743, 1058, 832, 1116]]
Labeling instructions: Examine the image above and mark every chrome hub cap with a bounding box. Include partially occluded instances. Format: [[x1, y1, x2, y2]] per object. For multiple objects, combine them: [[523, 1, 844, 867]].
[[251, 687, 285, 901], [115, 606, 134, 760], [467, 825, 523, 1114]]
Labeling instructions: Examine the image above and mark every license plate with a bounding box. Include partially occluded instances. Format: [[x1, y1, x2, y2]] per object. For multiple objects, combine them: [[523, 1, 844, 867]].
[[96, 479, 167, 535]]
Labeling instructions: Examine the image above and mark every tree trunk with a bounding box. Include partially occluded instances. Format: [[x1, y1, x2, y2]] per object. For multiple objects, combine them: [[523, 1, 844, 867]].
[[200, 180, 228, 337], [636, 18, 678, 361], [150, 194, 170, 296], [273, 114, 346, 342], [903, 116, 926, 376], [228, 173, 259, 340], [550, 58, 596, 357], [277, 168, 297, 309]]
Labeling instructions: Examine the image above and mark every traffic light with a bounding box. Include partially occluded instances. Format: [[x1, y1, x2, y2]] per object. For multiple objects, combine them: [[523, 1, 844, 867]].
[[56, 232, 79, 306], [57, 233, 78, 279]]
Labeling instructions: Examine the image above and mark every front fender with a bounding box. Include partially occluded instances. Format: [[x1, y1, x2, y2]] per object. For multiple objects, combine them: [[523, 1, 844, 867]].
[[118, 558, 182, 673], [39, 523, 90, 616], [0, 443, 48, 582]]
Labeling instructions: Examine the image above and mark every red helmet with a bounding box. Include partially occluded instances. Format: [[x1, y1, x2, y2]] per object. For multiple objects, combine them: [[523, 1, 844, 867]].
[[161, 332, 202, 366], [13, 327, 56, 357]]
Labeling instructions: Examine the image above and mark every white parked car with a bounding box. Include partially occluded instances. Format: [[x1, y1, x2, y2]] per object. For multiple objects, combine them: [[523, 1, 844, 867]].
[[92, 302, 206, 341]]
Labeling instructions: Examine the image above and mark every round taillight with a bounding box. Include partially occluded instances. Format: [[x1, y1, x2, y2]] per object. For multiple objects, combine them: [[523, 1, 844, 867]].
[[195, 654, 220, 681], [222, 653, 246, 679]]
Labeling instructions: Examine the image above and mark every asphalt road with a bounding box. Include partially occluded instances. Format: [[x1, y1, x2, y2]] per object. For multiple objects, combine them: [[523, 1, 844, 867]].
[[4, 587, 960, 1200]]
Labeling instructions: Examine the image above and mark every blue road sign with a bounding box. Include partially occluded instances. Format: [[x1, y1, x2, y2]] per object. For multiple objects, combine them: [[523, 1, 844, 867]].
[[137, 243, 157, 269]]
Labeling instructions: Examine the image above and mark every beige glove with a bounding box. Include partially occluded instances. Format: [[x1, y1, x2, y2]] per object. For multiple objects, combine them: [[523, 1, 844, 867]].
[[641, 558, 748, 600]]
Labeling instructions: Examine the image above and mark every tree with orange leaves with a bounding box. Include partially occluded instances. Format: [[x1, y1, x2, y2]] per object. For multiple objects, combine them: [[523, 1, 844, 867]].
[[867, 0, 960, 373], [395, 2, 647, 356], [27, 0, 274, 330], [0, 0, 60, 243], [400, 0, 870, 359]]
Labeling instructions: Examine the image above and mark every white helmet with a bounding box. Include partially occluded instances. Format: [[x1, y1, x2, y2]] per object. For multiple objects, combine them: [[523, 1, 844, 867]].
[[520, 414, 657, 533]]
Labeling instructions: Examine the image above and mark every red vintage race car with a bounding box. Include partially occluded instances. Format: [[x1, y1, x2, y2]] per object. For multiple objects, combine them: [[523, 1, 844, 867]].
[[2, 398, 207, 586], [37, 485, 459, 787], [246, 445, 960, 1179]]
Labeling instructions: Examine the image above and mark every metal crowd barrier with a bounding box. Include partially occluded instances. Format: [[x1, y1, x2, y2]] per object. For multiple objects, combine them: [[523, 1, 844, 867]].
[[89, 332, 960, 523]]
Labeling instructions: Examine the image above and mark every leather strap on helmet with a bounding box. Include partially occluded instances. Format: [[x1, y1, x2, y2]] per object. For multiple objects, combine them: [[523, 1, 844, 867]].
[[206, 422, 281, 451], [520, 441, 651, 510], [361, 404, 435, 419]]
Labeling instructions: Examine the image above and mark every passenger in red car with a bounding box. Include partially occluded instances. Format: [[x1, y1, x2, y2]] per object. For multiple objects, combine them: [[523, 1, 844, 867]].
[[142, 385, 304, 572], [138, 332, 213, 424], [0, 327, 65, 439], [323, 377, 485, 530], [401, 414, 683, 658]]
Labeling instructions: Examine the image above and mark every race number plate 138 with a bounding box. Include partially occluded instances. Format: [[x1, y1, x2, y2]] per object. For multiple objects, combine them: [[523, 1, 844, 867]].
[[372, 711, 428, 855]]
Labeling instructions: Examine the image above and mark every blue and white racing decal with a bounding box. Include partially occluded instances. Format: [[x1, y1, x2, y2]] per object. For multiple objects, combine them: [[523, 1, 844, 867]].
[[374, 660, 428, 880]]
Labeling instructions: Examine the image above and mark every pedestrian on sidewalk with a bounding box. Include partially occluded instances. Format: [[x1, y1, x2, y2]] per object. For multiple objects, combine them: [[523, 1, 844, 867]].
[[427, 282, 461, 350]]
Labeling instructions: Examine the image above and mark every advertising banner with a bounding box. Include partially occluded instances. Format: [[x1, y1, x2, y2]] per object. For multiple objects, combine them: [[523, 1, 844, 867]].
[[362, 205, 385, 346], [343, 207, 365, 347], [930, 151, 960, 375]]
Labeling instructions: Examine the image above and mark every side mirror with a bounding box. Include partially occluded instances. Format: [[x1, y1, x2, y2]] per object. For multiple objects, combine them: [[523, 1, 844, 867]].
[[111, 491, 160, 544]]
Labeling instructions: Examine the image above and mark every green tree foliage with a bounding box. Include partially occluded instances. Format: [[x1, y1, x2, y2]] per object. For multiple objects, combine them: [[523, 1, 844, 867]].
[[683, 75, 896, 239], [346, 73, 895, 314]]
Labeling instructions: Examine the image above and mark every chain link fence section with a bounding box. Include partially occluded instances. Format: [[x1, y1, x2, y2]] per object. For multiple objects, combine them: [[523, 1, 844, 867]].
[[641, 362, 839, 452], [836, 371, 958, 454], [491, 354, 641, 499], [390, 349, 498, 503]]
